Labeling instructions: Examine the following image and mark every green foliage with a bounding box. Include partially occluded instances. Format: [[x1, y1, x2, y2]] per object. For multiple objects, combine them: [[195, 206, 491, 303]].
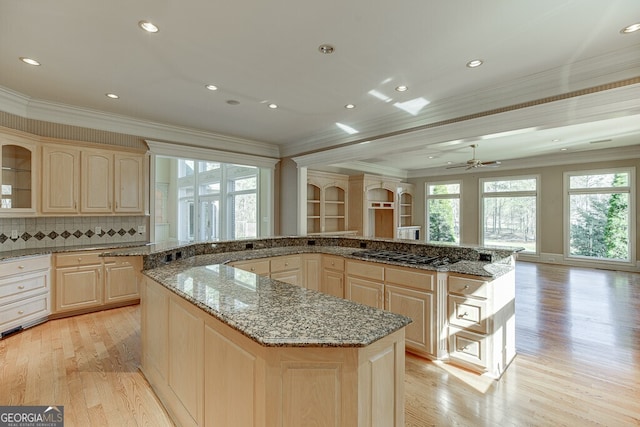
[[604, 174, 629, 259], [428, 186, 456, 242]]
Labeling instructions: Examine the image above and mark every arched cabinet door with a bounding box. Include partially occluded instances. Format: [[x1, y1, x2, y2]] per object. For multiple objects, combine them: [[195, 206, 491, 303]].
[[0, 131, 39, 215], [42, 144, 80, 213]]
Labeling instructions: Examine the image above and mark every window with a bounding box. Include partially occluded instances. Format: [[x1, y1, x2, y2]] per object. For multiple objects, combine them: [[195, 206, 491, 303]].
[[426, 181, 460, 244], [163, 157, 259, 242], [565, 169, 634, 263], [481, 176, 538, 253]]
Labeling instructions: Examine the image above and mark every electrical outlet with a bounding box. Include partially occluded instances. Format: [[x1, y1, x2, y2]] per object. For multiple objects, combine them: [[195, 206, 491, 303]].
[[138, 225, 146, 234], [95, 226, 102, 235], [11, 229, 18, 239]]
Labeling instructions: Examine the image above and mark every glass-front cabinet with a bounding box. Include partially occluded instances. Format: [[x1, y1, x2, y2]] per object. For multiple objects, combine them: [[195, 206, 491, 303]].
[[0, 131, 37, 215]]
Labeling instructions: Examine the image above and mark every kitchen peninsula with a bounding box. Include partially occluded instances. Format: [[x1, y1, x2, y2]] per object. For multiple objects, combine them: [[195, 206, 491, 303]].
[[105, 236, 520, 427]]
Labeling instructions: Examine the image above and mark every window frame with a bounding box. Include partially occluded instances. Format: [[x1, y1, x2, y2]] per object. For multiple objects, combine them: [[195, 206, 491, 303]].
[[425, 180, 462, 244], [479, 174, 540, 254], [563, 167, 636, 266]]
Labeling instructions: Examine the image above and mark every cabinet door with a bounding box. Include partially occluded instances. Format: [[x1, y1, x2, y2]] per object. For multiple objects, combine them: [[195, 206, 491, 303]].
[[55, 265, 102, 312], [1, 138, 37, 214], [385, 284, 434, 356], [42, 145, 80, 213], [321, 269, 344, 298], [346, 276, 384, 309], [81, 150, 113, 213], [114, 154, 143, 213], [231, 259, 270, 275], [104, 257, 141, 303], [303, 254, 321, 291]]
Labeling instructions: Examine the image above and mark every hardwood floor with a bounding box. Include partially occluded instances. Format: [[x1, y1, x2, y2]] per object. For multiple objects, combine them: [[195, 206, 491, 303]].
[[1, 261, 639, 426]]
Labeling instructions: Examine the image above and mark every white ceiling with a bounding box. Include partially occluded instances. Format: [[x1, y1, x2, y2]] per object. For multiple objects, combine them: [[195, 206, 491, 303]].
[[1, 0, 639, 177]]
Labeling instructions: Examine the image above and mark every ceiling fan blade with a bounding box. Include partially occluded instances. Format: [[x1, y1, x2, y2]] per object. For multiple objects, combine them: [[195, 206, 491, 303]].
[[479, 160, 502, 167], [445, 164, 470, 169]]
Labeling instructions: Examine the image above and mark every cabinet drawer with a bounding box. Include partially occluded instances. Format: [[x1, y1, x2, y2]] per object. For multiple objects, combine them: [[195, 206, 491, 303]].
[[346, 260, 384, 281], [55, 251, 103, 267], [448, 328, 488, 369], [0, 294, 50, 331], [385, 266, 434, 292], [322, 255, 344, 271], [448, 276, 488, 299], [231, 260, 270, 275], [0, 272, 49, 303], [1, 255, 50, 276], [448, 295, 488, 334], [270, 255, 302, 272]]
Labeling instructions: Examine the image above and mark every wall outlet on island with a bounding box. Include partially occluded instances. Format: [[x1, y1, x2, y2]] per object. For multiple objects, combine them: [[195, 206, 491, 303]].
[[11, 229, 18, 239], [138, 225, 146, 234], [95, 226, 101, 235]]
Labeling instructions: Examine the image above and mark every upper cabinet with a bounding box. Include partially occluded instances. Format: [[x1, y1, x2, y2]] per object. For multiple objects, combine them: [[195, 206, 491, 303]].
[[306, 170, 349, 235], [42, 141, 145, 215], [42, 145, 80, 213], [349, 174, 401, 238], [0, 129, 38, 215]]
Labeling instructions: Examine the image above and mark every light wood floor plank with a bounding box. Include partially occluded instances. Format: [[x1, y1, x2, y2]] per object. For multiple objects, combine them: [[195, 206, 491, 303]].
[[0, 261, 638, 426]]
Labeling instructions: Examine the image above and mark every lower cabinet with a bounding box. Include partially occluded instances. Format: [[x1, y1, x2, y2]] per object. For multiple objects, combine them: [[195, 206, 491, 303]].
[[141, 276, 406, 427], [321, 255, 344, 298], [346, 260, 385, 309], [270, 255, 303, 286], [53, 251, 141, 316], [0, 255, 51, 336], [385, 284, 434, 357]]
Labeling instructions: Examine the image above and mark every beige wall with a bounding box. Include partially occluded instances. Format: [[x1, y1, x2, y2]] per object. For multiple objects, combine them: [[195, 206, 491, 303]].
[[409, 158, 640, 266]]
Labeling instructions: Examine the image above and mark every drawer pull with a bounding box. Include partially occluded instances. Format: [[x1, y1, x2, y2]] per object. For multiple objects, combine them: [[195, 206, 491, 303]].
[[458, 312, 469, 318], [458, 345, 469, 352], [18, 310, 24, 315], [331, 262, 335, 266], [78, 257, 82, 262], [18, 285, 25, 290], [250, 267, 255, 271], [18, 265, 25, 270], [464, 285, 470, 289], [284, 262, 289, 266]]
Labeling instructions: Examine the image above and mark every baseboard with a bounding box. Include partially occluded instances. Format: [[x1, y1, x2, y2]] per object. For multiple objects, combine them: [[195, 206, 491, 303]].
[[518, 252, 639, 272]]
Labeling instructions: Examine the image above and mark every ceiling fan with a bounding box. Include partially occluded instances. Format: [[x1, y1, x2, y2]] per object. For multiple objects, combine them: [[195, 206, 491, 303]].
[[446, 144, 501, 170]]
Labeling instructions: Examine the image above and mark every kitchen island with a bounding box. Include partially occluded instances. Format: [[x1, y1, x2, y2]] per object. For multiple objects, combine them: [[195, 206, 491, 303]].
[[142, 260, 411, 427]]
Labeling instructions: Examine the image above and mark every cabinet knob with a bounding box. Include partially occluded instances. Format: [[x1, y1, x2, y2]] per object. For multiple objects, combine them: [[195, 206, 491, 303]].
[[284, 262, 289, 266], [18, 265, 25, 269], [18, 310, 24, 315], [18, 285, 25, 290], [250, 267, 255, 271], [78, 257, 82, 262], [458, 312, 469, 318], [463, 285, 470, 289], [458, 345, 469, 352]]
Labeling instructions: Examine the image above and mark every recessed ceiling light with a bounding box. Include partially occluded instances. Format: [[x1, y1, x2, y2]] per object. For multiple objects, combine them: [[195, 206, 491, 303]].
[[205, 84, 218, 91], [105, 93, 119, 99], [19, 57, 40, 66], [428, 156, 434, 159], [395, 85, 408, 92], [138, 20, 159, 33], [620, 22, 640, 34], [268, 103, 278, 109], [447, 161, 453, 165], [466, 59, 484, 68], [552, 138, 560, 142], [344, 104, 356, 109], [560, 148, 567, 151], [318, 44, 335, 54]]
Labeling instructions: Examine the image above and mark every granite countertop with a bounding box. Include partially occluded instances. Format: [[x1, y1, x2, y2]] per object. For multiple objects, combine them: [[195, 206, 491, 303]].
[[0, 242, 147, 262], [144, 262, 412, 348]]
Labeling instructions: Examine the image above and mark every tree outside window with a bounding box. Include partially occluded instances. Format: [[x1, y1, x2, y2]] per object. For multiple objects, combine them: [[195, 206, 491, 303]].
[[426, 182, 460, 244]]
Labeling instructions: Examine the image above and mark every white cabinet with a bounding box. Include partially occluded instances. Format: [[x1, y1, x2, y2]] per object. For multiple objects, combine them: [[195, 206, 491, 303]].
[[0, 128, 39, 215], [53, 251, 141, 316], [0, 255, 51, 336], [447, 271, 516, 378]]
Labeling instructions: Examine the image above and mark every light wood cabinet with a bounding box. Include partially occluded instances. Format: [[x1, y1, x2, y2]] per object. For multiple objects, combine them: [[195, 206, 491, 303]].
[[43, 142, 145, 215], [320, 255, 345, 298], [348, 174, 401, 238], [230, 259, 270, 275], [42, 144, 80, 213], [270, 255, 303, 286], [306, 170, 349, 234], [141, 276, 406, 427], [0, 255, 50, 335], [384, 266, 435, 357], [346, 259, 385, 309], [447, 271, 516, 378], [114, 153, 144, 213], [302, 254, 321, 291], [53, 251, 141, 316], [0, 128, 39, 215]]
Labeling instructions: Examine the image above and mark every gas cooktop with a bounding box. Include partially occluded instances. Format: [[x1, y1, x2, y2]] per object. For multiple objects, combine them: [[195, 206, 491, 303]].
[[351, 250, 455, 267]]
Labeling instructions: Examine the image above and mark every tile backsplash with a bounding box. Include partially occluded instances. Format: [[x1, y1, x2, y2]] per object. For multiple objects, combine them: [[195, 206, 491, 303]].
[[0, 216, 149, 252]]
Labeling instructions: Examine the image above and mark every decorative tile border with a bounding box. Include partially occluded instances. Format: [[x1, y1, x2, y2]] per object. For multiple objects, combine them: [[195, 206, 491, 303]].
[[0, 216, 149, 252]]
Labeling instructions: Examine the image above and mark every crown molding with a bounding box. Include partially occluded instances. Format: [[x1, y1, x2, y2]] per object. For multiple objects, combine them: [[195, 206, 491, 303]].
[[312, 161, 408, 180], [0, 85, 280, 159]]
